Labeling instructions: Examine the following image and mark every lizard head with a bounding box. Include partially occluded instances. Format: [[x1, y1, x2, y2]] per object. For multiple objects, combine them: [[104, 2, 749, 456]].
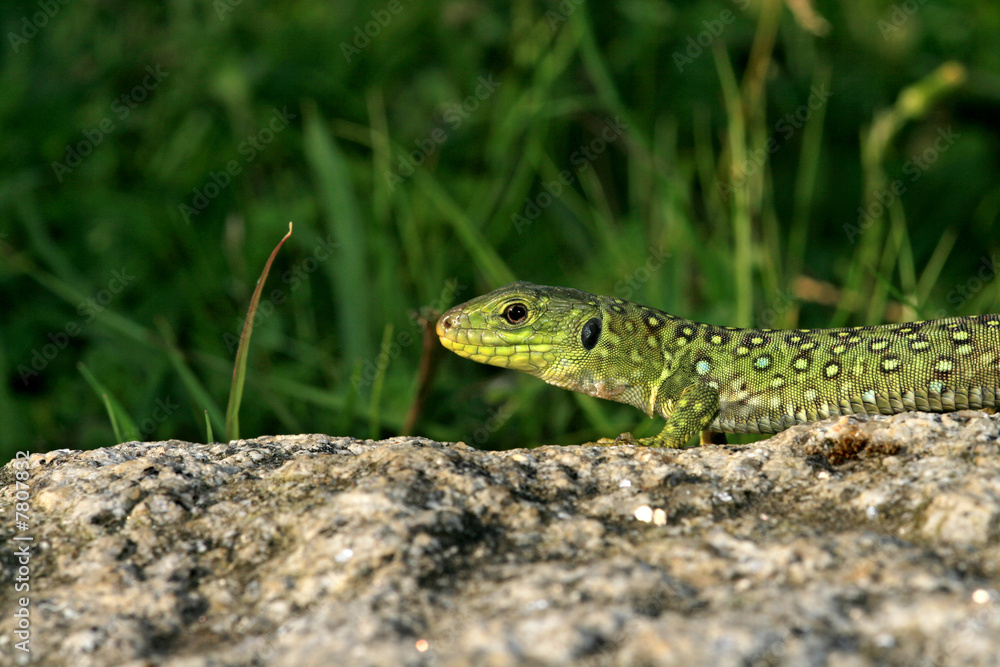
[[437, 281, 668, 415], [436, 281, 604, 378], [435, 280, 658, 412]]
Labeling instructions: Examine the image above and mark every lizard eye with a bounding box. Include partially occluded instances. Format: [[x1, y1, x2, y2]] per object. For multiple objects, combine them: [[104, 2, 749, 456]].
[[503, 303, 528, 324], [581, 317, 602, 350]]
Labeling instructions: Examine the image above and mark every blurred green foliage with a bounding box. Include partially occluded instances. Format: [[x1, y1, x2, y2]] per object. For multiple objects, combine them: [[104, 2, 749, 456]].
[[1, 0, 999, 460]]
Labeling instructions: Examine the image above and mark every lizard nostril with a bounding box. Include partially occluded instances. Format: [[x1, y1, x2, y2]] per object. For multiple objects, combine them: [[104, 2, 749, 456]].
[[442, 316, 452, 329]]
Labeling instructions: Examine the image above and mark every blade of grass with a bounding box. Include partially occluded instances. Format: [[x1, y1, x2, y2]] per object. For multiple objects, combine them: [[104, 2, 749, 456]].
[[102, 395, 124, 442], [226, 222, 294, 442], [368, 90, 428, 290], [572, 6, 642, 149], [204, 411, 214, 444], [891, 207, 917, 316], [839, 62, 967, 326], [339, 360, 363, 436], [201, 347, 450, 437], [714, 43, 754, 326], [7, 251, 155, 346], [0, 329, 19, 457], [788, 65, 831, 314], [572, 393, 616, 440], [17, 196, 88, 288], [368, 322, 393, 439], [693, 104, 724, 228], [915, 228, 958, 311], [156, 317, 225, 436], [303, 104, 373, 364], [414, 169, 515, 286], [78, 362, 140, 443]]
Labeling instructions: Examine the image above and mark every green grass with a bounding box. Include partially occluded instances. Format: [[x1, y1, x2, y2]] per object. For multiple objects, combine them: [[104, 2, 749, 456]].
[[1, 0, 999, 459]]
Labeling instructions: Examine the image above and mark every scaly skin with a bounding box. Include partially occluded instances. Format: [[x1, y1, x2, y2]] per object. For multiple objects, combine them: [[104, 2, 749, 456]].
[[436, 281, 1000, 448]]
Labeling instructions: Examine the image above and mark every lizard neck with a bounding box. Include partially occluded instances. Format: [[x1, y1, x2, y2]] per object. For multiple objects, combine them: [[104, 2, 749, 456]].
[[589, 296, 771, 419], [542, 296, 704, 417]]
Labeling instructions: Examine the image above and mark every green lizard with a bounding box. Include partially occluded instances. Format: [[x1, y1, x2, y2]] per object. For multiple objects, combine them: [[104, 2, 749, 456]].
[[436, 281, 1000, 448]]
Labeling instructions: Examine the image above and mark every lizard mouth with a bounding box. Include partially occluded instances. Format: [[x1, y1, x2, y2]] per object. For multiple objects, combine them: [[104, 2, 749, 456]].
[[436, 307, 553, 370], [436, 308, 483, 360], [436, 307, 465, 346], [436, 311, 457, 338]]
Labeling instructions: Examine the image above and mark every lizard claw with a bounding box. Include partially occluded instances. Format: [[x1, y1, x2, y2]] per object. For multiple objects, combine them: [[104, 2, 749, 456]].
[[587, 433, 639, 447], [613, 432, 640, 447]]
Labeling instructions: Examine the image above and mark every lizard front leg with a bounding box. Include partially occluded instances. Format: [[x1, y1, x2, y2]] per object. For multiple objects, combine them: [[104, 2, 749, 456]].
[[637, 382, 721, 448]]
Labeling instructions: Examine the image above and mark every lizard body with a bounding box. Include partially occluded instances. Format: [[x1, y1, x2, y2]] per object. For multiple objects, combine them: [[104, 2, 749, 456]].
[[436, 281, 1000, 448]]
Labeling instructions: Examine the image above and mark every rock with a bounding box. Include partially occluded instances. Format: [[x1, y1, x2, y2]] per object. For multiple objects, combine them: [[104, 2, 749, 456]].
[[2, 410, 1000, 666]]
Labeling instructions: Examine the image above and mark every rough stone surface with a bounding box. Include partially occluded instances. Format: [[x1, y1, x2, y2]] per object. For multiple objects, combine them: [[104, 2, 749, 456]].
[[2, 411, 1000, 666]]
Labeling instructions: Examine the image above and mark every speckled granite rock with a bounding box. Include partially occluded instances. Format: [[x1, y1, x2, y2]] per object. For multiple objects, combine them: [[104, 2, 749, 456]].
[[2, 411, 1000, 666]]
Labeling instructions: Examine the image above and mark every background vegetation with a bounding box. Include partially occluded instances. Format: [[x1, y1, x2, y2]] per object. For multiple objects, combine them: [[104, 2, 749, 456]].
[[2, 0, 999, 460]]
